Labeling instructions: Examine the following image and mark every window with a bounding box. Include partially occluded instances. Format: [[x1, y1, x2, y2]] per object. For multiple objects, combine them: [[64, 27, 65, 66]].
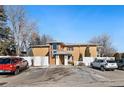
[[107, 60, 116, 63], [98, 60, 104, 63], [52, 43, 58, 50], [67, 47, 74, 51], [52, 43, 58, 56], [96, 60, 104, 63], [0, 58, 11, 64]]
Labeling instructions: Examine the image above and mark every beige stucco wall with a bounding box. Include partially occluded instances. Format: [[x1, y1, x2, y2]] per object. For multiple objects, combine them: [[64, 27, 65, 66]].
[[64, 46, 97, 61], [31, 47, 49, 56], [89, 46, 97, 57], [30, 44, 97, 65]]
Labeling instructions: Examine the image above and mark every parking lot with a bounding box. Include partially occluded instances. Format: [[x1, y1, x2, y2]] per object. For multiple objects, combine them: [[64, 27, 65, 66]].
[[0, 66, 124, 87]]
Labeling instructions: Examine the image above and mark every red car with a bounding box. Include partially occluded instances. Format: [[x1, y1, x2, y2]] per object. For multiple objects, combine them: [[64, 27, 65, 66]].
[[0, 57, 29, 75]]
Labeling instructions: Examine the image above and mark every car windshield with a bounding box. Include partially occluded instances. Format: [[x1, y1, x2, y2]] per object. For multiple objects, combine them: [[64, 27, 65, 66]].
[[107, 60, 116, 63], [95, 60, 104, 62], [0, 58, 11, 64], [119, 60, 124, 63]]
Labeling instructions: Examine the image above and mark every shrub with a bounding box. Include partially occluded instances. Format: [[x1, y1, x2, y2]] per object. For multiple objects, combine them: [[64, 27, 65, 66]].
[[113, 53, 121, 61], [78, 62, 85, 66], [78, 53, 83, 61], [85, 46, 91, 57], [68, 61, 74, 66], [121, 53, 124, 59]]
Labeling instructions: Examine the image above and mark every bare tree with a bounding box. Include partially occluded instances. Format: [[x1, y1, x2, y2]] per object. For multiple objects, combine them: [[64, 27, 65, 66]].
[[30, 31, 41, 45], [6, 6, 54, 56], [30, 33, 54, 45], [22, 20, 39, 48], [40, 34, 54, 45], [5, 6, 27, 55], [89, 33, 116, 57], [5, 6, 39, 55]]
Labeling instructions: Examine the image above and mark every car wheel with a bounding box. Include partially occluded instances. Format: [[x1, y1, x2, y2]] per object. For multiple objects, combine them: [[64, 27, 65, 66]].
[[26, 65, 29, 69], [121, 66, 124, 70], [90, 64, 93, 68], [14, 68, 20, 75], [101, 66, 105, 71], [111, 69, 115, 71], [118, 67, 120, 70]]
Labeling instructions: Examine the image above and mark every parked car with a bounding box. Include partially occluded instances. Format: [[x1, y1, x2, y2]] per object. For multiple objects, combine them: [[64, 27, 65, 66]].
[[116, 59, 124, 70], [0, 57, 29, 75], [90, 59, 118, 71]]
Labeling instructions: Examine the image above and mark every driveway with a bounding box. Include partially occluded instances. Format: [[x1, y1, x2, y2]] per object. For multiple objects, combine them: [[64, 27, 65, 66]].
[[0, 66, 124, 87]]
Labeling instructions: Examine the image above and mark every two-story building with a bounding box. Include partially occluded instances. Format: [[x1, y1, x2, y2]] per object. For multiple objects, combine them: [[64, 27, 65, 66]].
[[28, 41, 99, 65]]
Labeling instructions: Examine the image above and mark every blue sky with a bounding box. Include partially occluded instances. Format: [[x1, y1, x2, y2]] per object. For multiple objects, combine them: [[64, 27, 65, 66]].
[[25, 5, 124, 52]]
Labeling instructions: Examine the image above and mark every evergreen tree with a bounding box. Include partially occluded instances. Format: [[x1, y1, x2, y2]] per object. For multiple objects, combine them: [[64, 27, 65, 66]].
[[113, 53, 120, 61], [121, 53, 124, 59], [0, 6, 15, 55], [78, 53, 83, 61]]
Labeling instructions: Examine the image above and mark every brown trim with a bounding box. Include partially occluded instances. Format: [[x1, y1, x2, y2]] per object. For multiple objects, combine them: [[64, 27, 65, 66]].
[[65, 44, 98, 47], [30, 45, 50, 48]]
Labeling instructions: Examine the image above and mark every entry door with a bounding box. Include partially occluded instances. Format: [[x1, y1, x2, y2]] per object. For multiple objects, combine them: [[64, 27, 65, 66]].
[[59, 55, 64, 65]]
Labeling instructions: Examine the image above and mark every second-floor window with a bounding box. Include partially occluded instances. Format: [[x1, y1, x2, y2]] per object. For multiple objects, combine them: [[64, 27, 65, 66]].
[[52, 43, 58, 50], [67, 47, 74, 51]]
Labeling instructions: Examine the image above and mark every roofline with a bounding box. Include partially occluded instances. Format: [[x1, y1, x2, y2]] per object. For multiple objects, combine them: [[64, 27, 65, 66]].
[[30, 43, 100, 48], [30, 45, 50, 48], [65, 43, 99, 46], [47, 41, 99, 46]]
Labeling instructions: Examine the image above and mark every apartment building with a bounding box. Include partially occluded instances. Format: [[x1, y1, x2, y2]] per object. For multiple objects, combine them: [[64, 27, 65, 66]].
[[28, 41, 99, 65]]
